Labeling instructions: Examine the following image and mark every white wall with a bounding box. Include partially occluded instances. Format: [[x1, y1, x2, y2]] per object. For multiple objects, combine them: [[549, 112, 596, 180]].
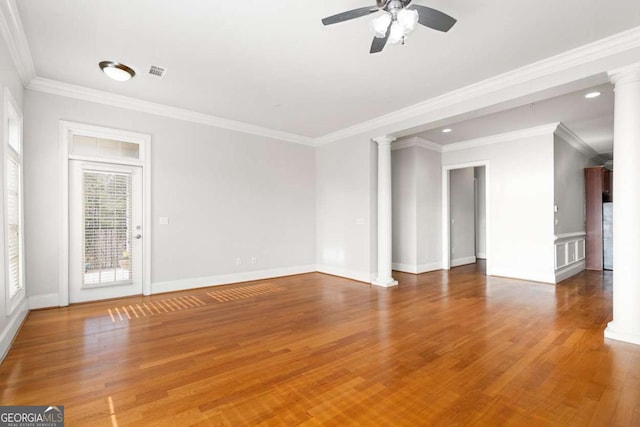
[[553, 134, 591, 235], [392, 146, 417, 269], [316, 137, 373, 282], [0, 31, 28, 361], [443, 130, 556, 283], [416, 147, 442, 272], [391, 144, 442, 274], [475, 166, 487, 258], [449, 168, 476, 266], [23, 90, 316, 301]]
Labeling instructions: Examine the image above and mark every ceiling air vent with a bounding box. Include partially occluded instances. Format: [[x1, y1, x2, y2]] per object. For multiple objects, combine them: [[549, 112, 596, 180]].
[[148, 65, 167, 79]]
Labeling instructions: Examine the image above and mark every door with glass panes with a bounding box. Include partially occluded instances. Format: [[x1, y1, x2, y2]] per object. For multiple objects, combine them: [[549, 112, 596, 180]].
[[69, 160, 143, 303]]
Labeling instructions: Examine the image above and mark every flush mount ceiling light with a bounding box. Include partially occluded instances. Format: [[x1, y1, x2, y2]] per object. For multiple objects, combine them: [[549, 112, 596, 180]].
[[322, 1, 456, 54], [442, 128, 452, 133], [99, 61, 135, 82], [584, 91, 602, 99]]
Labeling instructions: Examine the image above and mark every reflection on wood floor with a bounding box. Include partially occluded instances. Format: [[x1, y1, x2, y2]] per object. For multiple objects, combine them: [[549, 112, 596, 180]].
[[1, 262, 638, 426]]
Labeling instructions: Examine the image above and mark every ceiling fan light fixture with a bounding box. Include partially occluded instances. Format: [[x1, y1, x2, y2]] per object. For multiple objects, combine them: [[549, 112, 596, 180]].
[[388, 21, 404, 44], [371, 12, 392, 38], [397, 8, 419, 33], [99, 61, 135, 82]]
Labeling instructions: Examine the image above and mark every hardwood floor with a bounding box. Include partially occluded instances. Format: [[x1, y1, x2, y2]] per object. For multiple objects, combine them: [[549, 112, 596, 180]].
[[2, 263, 639, 426]]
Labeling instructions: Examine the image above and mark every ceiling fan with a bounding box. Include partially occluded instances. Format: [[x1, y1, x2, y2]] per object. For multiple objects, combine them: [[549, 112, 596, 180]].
[[321, 0, 456, 54]]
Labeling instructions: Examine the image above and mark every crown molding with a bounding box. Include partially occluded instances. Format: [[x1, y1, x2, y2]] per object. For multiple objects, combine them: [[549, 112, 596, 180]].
[[27, 77, 314, 146], [0, 0, 36, 85], [554, 122, 604, 161], [442, 123, 559, 153], [314, 26, 640, 146], [392, 136, 443, 152]]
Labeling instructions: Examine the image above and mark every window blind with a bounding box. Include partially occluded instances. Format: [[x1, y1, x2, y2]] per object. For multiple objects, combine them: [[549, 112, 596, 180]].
[[7, 157, 21, 298], [82, 170, 133, 286]]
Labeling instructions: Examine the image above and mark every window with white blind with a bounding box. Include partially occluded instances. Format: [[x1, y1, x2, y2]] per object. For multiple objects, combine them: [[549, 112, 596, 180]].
[[4, 88, 24, 311]]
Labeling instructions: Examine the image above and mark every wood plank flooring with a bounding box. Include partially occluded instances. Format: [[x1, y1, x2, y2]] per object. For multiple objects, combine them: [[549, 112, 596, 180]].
[[2, 263, 639, 426]]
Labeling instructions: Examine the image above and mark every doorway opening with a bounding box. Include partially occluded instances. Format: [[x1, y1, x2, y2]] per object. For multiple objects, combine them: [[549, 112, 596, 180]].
[[60, 122, 151, 305], [442, 162, 490, 273]]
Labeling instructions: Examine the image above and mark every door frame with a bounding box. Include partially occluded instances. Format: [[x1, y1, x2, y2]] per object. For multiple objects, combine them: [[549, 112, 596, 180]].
[[59, 121, 151, 306], [442, 161, 491, 274]]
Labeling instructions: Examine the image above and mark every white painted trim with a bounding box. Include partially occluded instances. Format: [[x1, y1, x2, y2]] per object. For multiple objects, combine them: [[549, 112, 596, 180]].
[[28, 77, 314, 146], [152, 265, 316, 294], [59, 121, 152, 306], [605, 322, 640, 346], [0, 0, 36, 85], [442, 161, 492, 275], [392, 136, 443, 152], [315, 264, 372, 284], [28, 293, 59, 310], [442, 123, 559, 153], [476, 253, 487, 260], [554, 232, 586, 273], [490, 269, 556, 285], [451, 256, 477, 268], [314, 26, 640, 146], [555, 260, 585, 284], [392, 262, 442, 274], [554, 124, 603, 161], [0, 296, 27, 363], [554, 231, 586, 240]]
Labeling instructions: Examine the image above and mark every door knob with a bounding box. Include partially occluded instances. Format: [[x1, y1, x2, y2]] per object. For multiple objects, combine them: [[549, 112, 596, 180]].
[[135, 234, 142, 239]]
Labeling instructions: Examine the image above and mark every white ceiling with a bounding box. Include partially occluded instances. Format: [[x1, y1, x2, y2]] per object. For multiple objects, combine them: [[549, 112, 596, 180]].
[[414, 83, 615, 153], [15, 0, 640, 139]]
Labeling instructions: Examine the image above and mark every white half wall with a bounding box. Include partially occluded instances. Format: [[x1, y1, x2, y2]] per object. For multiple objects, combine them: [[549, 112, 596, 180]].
[[316, 137, 373, 282], [23, 90, 316, 303], [443, 127, 556, 283]]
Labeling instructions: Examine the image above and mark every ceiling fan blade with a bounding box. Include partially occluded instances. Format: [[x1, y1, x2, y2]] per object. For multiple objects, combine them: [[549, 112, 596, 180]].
[[409, 5, 456, 32], [322, 6, 379, 26], [370, 23, 390, 54]]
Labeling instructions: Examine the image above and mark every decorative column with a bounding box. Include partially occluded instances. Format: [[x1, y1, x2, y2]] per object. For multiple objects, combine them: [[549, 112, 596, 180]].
[[372, 135, 398, 288], [605, 64, 640, 345]]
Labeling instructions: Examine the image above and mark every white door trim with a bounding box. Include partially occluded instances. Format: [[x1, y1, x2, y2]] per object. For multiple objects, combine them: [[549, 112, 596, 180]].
[[442, 161, 491, 275], [59, 121, 151, 306]]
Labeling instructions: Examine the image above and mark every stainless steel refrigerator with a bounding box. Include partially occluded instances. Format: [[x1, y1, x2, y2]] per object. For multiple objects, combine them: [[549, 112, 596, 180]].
[[603, 202, 613, 270]]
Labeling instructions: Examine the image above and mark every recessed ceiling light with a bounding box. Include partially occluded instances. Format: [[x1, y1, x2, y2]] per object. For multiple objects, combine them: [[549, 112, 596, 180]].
[[99, 61, 135, 82], [584, 91, 601, 99], [442, 128, 452, 133]]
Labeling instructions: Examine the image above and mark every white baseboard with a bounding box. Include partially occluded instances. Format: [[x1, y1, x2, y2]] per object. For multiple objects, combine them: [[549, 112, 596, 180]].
[[28, 293, 59, 309], [490, 268, 556, 284], [605, 322, 640, 346], [315, 264, 371, 283], [0, 298, 29, 363], [451, 256, 476, 268], [555, 260, 585, 284], [476, 252, 487, 259], [392, 262, 442, 274], [152, 264, 316, 294]]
